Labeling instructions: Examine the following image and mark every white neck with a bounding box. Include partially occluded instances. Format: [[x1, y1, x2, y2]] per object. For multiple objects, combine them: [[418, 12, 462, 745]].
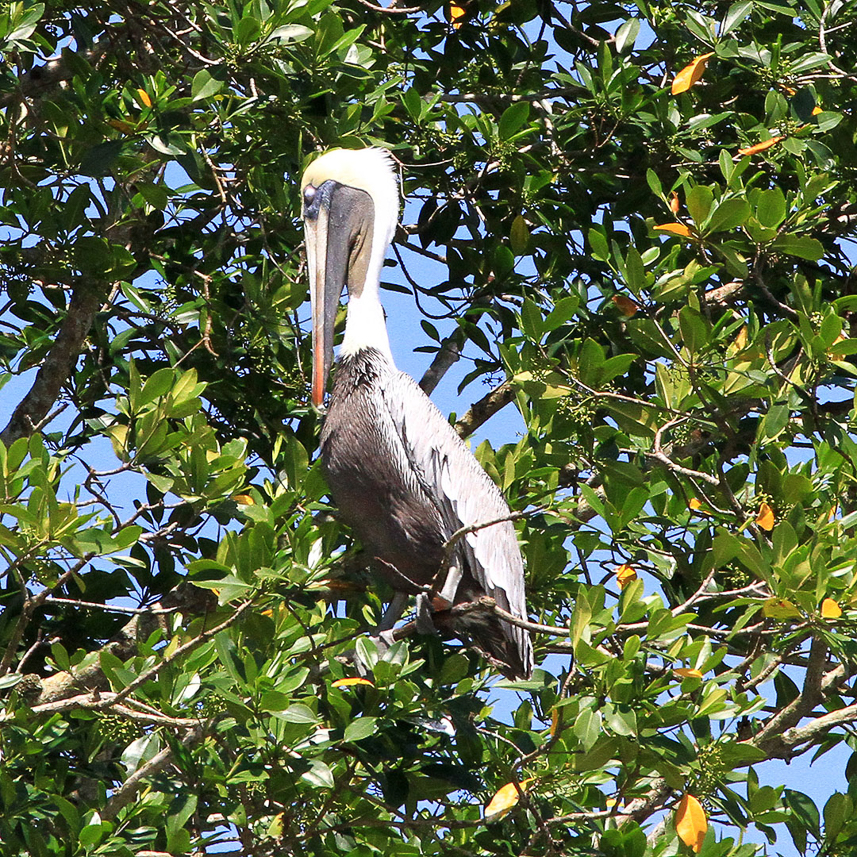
[[341, 285, 394, 362], [339, 184, 398, 366]]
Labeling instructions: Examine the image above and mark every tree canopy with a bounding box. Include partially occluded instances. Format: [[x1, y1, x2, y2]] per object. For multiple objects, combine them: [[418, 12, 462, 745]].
[[2, 0, 857, 854]]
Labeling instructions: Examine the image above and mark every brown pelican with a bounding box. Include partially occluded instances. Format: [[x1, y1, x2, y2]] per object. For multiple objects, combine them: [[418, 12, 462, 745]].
[[301, 148, 533, 679]]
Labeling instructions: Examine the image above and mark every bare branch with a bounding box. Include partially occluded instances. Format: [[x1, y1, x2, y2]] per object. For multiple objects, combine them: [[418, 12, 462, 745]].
[[455, 380, 516, 438], [1, 279, 109, 445]]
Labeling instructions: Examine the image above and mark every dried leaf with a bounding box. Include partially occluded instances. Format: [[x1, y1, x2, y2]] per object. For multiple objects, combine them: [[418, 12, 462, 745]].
[[821, 598, 842, 619], [756, 502, 775, 531], [669, 191, 680, 214], [671, 53, 715, 95], [762, 597, 802, 620], [106, 119, 137, 135], [332, 678, 375, 688], [615, 564, 637, 589], [484, 778, 535, 821], [654, 223, 693, 237], [738, 136, 785, 156], [674, 667, 703, 679], [676, 794, 708, 852], [612, 295, 640, 317], [550, 708, 560, 736]]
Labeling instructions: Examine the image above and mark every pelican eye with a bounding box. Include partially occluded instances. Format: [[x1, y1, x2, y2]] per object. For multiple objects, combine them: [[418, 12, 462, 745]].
[[303, 185, 317, 207]]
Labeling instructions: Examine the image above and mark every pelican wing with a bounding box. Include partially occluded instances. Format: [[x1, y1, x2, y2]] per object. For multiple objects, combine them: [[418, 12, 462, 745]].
[[380, 370, 533, 676]]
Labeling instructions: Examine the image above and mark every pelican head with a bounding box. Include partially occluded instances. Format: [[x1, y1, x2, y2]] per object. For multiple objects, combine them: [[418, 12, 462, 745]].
[[301, 148, 399, 407]]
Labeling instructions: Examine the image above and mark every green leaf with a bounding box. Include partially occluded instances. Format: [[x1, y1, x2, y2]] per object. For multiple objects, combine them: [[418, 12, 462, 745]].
[[498, 102, 529, 140], [510, 214, 530, 255], [344, 716, 378, 743], [705, 197, 749, 233], [770, 235, 824, 260], [721, 0, 753, 35], [191, 69, 224, 101], [686, 185, 714, 225], [614, 18, 640, 52]]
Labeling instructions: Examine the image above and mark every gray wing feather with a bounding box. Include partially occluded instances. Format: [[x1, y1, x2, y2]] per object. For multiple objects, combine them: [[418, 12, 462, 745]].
[[380, 370, 532, 674]]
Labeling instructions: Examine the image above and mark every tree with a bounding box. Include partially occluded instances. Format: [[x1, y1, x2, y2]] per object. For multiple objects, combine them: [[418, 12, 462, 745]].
[[1, 0, 857, 853]]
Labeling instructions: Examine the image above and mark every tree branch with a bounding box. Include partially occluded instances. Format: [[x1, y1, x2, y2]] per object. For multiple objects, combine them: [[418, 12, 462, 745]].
[[454, 380, 515, 438], [1, 279, 110, 445], [101, 723, 206, 820]]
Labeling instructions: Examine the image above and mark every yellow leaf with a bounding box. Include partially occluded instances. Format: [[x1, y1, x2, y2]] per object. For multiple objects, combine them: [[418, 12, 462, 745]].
[[738, 136, 785, 156], [674, 667, 703, 679], [450, 1, 467, 28], [671, 53, 715, 95], [734, 325, 748, 351], [676, 794, 708, 853], [332, 678, 375, 688], [484, 778, 534, 821], [654, 222, 693, 237], [812, 105, 823, 115], [612, 295, 640, 317], [762, 597, 802, 620], [756, 502, 775, 531], [821, 598, 842, 619], [615, 564, 637, 589], [233, 493, 255, 505], [688, 498, 710, 516], [550, 708, 560, 736], [137, 88, 152, 108]]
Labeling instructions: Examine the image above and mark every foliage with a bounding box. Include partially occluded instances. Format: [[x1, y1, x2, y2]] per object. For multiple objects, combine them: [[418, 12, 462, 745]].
[[1, 0, 857, 854]]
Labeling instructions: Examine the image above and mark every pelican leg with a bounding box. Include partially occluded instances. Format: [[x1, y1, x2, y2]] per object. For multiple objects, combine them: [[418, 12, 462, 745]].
[[415, 593, 436, 636], [438, 564, 463, 606], [415, 565, 464, 636]]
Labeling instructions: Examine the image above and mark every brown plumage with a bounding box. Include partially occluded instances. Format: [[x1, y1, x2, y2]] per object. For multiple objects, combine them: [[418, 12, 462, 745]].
[[303, 148, 533, 679]]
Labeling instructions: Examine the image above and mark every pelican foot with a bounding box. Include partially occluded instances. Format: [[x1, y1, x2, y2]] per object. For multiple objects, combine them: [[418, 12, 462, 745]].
[[415, 593, 438, 636]]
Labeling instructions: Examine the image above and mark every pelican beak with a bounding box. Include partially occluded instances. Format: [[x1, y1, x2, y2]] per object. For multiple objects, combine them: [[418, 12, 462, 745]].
[[303, 181, 374, 408], [304, 182, 347, 409]]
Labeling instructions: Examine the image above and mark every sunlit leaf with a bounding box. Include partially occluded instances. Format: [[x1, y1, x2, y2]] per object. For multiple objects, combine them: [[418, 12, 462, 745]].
[[676, 794, 708, 852], [615, 564, 638, 589], [331, 678, 375, 688], [762, 598, 802, 620], [821, 598, 842, 619], [484, 778, 535, 821], [671, 53, 715, 94], [450, 1, 467, 28]]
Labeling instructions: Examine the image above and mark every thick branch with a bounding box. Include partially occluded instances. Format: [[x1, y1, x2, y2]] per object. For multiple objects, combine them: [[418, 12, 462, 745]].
[[1, 279, 109, 445], [419, 331, 463, 395], [101, 723, 206, 820], [454, 380, 515, 438]]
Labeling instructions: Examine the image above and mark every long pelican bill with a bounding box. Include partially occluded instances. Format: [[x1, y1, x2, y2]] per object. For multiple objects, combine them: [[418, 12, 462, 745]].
[[304, 182, 347, 408], [303, 180, 375, 408]]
